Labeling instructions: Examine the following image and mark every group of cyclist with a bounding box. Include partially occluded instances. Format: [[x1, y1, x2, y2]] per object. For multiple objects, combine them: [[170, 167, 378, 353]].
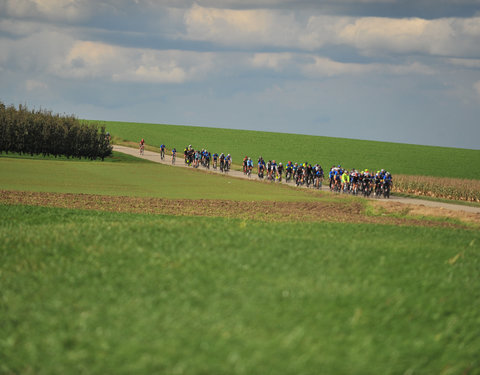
[[328, 166, 393, 198], [182, 145, 232, 172], [246, 157, 325, 189], [139, 140, 393, 198]]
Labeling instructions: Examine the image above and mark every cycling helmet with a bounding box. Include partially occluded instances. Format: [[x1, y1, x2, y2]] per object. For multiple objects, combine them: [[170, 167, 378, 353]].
[[279, 162, 282, 166], [272, 160, 276, 163]]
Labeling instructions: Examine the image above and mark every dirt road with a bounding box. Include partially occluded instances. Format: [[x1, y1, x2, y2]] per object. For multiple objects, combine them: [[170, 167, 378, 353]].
[[113, 145, 480, 215]]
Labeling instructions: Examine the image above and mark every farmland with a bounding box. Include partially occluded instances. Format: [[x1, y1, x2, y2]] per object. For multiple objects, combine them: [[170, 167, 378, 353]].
[[393, 174, 480, 203], [1, 142, 479, 374], [1, 204, 479, 375], [100, 120, 480, 180]]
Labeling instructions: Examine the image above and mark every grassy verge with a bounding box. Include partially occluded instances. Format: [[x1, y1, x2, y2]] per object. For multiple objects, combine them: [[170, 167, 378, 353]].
[[1, 205, 479, 375]]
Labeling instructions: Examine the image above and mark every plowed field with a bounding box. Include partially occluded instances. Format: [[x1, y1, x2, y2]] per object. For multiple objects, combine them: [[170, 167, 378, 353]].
[[2, 190, 478, 229]]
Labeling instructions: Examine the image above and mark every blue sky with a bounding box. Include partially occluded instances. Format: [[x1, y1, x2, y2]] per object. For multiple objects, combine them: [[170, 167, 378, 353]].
[[1, 0, 479, 149]]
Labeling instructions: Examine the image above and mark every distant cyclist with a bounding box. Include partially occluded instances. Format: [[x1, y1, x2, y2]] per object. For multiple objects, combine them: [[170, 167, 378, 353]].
[[160, 144, 166, 160], [225, 154, 232, 171], [258, 157, 265, 178], [139, 138, 145, 155], [171, 148, 176, 164], [277, 162, 284, 182], [246, 157, 253, 176]]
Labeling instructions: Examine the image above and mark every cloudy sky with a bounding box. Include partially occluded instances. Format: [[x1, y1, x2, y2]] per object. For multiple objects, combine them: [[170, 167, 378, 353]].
[[1, 0, 480, 149]]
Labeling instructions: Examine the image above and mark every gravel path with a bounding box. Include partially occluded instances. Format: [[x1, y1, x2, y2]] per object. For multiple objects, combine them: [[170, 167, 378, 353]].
[[114, 145, 480, 215]]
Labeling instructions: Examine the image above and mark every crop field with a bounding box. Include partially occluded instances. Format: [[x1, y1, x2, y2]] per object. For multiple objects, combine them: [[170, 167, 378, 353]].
[[1, 150, 479, 374], [393, 175, 480, 203], [1, 204, 479, 375], [100, 120, 480, 180]]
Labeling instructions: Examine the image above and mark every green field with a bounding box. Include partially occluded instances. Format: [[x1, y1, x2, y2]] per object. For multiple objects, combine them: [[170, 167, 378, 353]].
[[100, 121, 480, 179], [0, 156, 329, 202], [1, 148, 479, 374], [1, 204, 479, 375]]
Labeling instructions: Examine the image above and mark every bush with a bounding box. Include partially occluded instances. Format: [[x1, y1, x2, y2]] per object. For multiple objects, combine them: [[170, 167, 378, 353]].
[[0, 102, 112, 160]]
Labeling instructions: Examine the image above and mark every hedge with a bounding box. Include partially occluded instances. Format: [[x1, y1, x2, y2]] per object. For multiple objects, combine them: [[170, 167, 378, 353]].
[[0, 102, 112, 160]]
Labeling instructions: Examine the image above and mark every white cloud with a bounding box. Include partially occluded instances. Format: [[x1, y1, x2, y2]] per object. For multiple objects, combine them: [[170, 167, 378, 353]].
[[182, 5, 480, 57], [0, 0, 90, 21], [183, 4, 302, 48], [301, 56, 433, 77], [56, 41, 215, 83]]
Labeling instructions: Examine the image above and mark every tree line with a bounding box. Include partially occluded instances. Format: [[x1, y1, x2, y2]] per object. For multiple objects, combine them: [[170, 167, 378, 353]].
[[0, 102, 112, 160]]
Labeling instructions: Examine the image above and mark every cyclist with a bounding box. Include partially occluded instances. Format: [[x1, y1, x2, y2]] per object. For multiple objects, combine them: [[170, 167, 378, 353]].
[[219, 153, 226, 172], [139, 138, 145, 155], [258, 157, 265, 178], [350, 169, 358, 194], [383, 172, 393, 198], [285, 161, 293, 182], [295, 163, 304, 186], [314, 166, 323, 189], [246, 157, 253, 176], [212, 152, 218, 169], [171, 148, 176, 164], [277, 162, 284, 182], [266, 160, 272, 180], [205, 151, 211, 169], [341, 170, 350, 192], [160, 144, 166, 160], [225, 154, 232, 171]]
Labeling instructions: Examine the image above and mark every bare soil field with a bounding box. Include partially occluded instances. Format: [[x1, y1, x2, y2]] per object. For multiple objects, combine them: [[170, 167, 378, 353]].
[[2, 190, 478, 229]]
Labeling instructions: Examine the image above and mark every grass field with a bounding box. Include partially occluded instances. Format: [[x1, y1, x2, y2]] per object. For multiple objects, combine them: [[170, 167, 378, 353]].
[[0, 155, 331, 202], [99, 120, 480, 180], [1, 204, 479, 375]]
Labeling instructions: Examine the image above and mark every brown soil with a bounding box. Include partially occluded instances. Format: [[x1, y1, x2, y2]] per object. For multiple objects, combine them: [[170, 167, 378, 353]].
[[2, 190, 477, 230]]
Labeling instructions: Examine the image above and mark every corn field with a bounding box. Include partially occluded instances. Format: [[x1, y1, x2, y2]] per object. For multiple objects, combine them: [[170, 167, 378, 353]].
[[392, 174, 480, 202], [0, 102, 112, 160]]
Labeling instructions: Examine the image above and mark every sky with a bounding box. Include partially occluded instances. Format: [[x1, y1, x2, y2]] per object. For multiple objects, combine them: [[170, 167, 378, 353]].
[[1, 0, 480, 149]]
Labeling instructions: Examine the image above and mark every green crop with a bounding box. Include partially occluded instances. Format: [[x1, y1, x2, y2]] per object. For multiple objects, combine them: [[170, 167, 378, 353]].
[[1, 205, 479, 375]]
